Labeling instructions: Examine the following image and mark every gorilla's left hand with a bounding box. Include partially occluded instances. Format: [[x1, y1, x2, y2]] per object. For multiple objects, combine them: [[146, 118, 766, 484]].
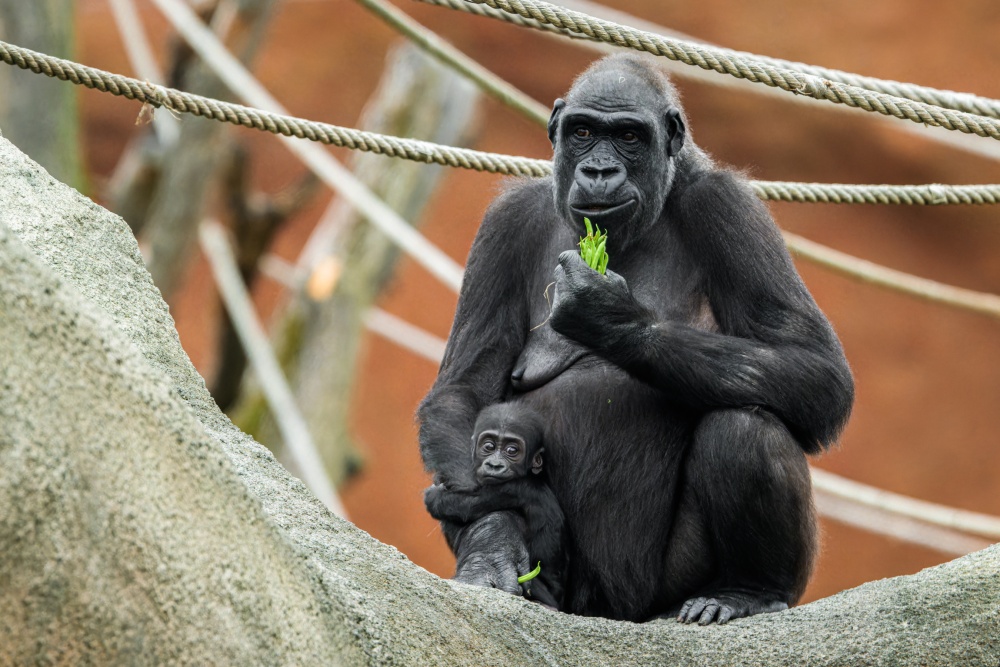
[[550, 250, 650, 351], [452, 513, 531, 596]]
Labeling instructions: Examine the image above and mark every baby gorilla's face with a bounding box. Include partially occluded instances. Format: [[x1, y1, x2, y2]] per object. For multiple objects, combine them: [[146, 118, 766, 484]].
[[473, 429, 529, 485]]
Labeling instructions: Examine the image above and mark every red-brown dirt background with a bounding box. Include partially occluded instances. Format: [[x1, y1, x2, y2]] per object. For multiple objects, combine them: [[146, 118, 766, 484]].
[[74, 0, 999, 605]]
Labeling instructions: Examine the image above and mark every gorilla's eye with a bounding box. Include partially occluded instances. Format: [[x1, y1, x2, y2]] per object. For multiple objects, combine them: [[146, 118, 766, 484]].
[[574, 127, 591, 138], [621, 131, 638, 143], [505, 445, 520, 458], [482, 441, 496, 452]]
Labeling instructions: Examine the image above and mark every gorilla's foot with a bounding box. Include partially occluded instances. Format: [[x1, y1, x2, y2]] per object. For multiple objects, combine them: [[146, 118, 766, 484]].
[[676, 591, 788, 625]]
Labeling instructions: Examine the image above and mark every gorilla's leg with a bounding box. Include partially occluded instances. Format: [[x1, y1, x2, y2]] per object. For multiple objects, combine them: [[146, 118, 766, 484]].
[[677, 407, 816, 625], [445, 511, 531, 596]]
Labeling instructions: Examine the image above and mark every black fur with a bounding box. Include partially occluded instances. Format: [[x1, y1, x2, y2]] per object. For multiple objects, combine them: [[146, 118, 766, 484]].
[[424, 403, 566, 608], [417, 53, 853, 624]]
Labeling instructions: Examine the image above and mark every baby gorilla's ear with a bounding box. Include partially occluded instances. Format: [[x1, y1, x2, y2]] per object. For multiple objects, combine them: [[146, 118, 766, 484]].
[[531, 449, 545, 475]]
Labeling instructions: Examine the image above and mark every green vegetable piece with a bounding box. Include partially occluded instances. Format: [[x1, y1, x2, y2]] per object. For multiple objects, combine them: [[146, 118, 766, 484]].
[[594, 237, 607, 268], [517, 561, 542, 584], [578, 216, 610, 275]]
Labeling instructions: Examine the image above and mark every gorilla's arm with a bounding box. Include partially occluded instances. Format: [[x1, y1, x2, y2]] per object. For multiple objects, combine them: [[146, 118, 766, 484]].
[[417, 182, 549, 593], [426, 480, 565, 607], [550, 170, 853, 453], [417, 185, 542, 487], [424, 480, 559, 525], [449, 512, 532, 596]]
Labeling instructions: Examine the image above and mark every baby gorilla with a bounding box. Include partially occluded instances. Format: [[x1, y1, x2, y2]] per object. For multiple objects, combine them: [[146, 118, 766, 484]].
[[424, 402, 565, 608]]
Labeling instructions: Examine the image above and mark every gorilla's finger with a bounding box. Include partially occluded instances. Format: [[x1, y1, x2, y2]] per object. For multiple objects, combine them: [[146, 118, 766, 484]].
[[697, 602, 720, 625], [682, 598, 708, 623], [557, 249, 585, 268], [717, 606, 735, 624]]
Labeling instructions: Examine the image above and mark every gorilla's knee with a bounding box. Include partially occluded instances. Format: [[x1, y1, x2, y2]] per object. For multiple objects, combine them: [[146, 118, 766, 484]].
[[695, 408, 801, 468]]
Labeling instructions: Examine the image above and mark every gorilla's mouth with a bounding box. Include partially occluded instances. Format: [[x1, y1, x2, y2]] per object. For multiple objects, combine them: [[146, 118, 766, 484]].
[[476, 472, 513, 485], [570, 199, 637, 221]]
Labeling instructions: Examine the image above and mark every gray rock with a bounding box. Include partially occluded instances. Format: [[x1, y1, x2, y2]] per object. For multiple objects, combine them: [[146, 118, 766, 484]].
[[0, 130, 997, 666]]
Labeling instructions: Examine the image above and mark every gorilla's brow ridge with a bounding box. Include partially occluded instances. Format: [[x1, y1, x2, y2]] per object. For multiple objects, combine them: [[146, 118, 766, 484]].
[[577, 94, 647, 113]]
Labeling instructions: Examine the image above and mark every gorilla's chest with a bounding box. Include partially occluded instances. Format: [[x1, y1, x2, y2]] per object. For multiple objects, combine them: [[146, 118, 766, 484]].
[[509, 231, 710, 601], [512, 249, 706, 512], [515, 234, 714, 392]]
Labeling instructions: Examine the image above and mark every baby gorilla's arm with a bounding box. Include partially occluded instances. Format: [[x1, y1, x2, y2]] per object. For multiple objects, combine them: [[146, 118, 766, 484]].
[[424, 480, 544, 524]]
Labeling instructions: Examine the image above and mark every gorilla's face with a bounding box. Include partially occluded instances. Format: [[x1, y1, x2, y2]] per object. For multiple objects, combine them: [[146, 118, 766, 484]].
[[549, 65, 685, 250]]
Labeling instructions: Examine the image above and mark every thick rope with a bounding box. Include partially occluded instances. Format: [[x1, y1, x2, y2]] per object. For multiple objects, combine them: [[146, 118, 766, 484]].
[[0, 40, 551, 178], [738, 54, 1000, 122], [449, 0, 1000, 140], [416, 0, 1000, 121], [755, 182, 1000, 206], [417, 0, 581, 37], [3, 39, 1000, 206]]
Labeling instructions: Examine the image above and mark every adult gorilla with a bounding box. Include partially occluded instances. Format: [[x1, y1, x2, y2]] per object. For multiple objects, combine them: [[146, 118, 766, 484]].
[[418, 53, 853, 625]]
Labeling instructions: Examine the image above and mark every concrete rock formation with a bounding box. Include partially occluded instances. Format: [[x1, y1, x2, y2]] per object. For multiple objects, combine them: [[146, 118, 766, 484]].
[[0, 130, 997, 666]]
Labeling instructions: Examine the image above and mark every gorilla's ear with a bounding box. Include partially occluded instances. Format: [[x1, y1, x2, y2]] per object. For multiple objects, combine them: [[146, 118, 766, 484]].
[[666, 108, 686, 158], [531, 449, 545, 475], [548, 99, 566, 146]]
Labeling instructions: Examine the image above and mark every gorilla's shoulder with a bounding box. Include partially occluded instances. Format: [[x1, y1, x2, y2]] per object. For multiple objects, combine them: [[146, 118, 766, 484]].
[[496, 175, 555, 200], [678, 166, 755, 201], [672, 166, 768, 220], [483, 177, 555, 230]]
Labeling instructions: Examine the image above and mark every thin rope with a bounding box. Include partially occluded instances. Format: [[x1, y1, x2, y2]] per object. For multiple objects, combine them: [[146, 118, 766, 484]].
[[811, 468, 1000, 540], [200, 220, 348, 519], [783, 231, 1000, 321], [416, 0, 1000, 120], [356, 0, 551, 126], [3, 39, 1000, 205], [448, 0, 1000, 140]]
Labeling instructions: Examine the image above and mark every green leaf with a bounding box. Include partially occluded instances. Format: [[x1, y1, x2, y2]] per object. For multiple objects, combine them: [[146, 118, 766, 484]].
[[517, 561, 542, 584]]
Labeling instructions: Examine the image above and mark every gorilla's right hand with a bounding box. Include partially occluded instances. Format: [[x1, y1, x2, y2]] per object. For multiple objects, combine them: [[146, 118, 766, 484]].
[[450, 512, 530, 596]]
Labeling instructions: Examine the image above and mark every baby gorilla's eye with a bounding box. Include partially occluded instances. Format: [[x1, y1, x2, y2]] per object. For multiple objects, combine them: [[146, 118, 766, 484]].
[[574, 127, 591, 138], [505, 445, 520, 457], [482, 441, 496, 452]]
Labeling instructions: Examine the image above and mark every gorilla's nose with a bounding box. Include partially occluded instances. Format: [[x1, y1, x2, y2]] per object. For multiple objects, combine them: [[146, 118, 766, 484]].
[[577, 162, 626, 197], [485, 459, 505, 472]]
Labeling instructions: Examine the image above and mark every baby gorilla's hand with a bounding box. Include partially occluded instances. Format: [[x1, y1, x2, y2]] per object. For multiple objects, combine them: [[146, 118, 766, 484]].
[[423, 483, 481, 523], [423, 483, 452, 520]]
